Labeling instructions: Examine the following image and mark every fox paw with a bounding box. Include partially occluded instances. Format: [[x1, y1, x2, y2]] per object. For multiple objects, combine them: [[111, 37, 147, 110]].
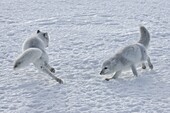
[[56, 78, 63, 84], [149, 64, 153, 70], [50, 68, 55, 73], [142, 65, 146, 69]]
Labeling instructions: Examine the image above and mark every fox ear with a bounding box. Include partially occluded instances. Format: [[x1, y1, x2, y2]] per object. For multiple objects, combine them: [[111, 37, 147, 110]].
[[37, 30, 40, 33]]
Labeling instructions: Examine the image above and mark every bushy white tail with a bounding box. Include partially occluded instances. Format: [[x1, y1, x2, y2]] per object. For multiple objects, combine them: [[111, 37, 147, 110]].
[[14, 48, 42, 70], [138, 26, 150, 48]]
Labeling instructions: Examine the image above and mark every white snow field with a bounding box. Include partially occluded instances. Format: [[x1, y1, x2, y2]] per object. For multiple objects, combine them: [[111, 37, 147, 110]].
[[0, 0, 170, 113]]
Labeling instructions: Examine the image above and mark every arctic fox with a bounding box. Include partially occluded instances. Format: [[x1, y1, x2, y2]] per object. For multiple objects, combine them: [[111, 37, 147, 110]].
[[13, 30, 63, 84], [100, 26, 153, 81]]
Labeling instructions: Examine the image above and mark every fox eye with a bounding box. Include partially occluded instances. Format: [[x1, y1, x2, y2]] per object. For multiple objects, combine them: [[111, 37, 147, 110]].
[[104, 67, 108, 69], [43, 33, 48, 39], [43, 33, 46, 37], [37, 30, 40, 33], [17, 62, 21, 65]]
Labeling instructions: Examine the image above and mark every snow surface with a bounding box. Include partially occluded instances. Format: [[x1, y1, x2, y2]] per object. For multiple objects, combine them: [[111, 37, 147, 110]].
[[0, 0, 170, 113]]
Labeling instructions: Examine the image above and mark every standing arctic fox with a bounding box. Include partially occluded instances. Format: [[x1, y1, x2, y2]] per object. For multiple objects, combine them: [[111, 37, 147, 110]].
[[13, 30, 63, 84], [100, 26, 153, 81]]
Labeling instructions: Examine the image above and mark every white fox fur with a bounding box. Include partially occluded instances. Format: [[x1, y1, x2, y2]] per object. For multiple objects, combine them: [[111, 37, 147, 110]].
[[14, 48, 42, 69], [138, 26, 150, 48], [13, 30, 63, 84], [100, 26, 153, 80]]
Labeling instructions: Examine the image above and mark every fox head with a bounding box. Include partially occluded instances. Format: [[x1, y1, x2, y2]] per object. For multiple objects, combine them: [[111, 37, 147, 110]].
[[100, 58, 119, 75], [37, 30, 49, 47]]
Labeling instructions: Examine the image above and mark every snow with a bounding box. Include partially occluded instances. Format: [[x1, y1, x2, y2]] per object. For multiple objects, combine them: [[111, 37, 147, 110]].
[[0, 0, 170, 112]]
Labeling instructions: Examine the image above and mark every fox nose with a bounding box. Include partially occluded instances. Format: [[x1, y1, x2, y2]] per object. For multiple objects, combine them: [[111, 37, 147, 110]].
[[13, 64, 17, 70], [100, 70, 103, 75]]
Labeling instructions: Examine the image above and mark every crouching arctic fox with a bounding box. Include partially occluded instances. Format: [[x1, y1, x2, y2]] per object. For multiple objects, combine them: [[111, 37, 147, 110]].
[[13, 30, 63, 84], [100, 26, 153, 81]]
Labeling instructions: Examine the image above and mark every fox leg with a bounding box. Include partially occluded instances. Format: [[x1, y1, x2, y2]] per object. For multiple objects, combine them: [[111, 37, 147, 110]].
[[44, 62, 55, 73], [131, 64, 138, 76], [105, 71, 122, 81], [40, 65, 63, 84], [147, 56, 153, 69], [142, 63, 146, 69], [34, 60, 63, 84]]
